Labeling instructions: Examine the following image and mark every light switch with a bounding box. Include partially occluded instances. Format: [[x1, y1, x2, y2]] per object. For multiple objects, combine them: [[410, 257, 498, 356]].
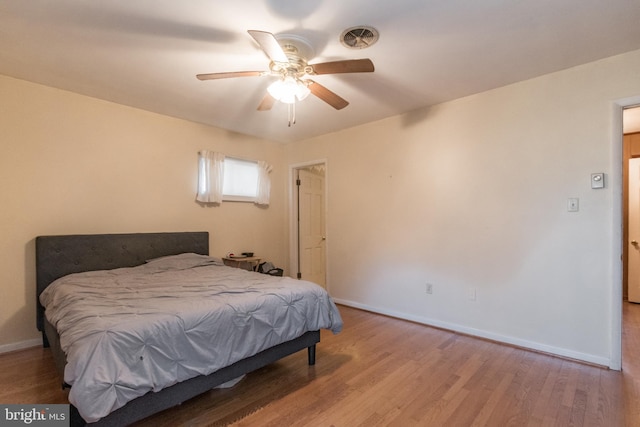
[[568, 198, 579, 212], [591, 173, 605, 189]]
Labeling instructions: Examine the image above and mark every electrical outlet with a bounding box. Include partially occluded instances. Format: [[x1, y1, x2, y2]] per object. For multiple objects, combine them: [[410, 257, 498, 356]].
[[425, 283, 433, 294]]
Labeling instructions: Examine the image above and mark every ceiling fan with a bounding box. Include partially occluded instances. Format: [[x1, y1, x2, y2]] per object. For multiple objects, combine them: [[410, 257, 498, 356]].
[[196, 30, 375, 125]]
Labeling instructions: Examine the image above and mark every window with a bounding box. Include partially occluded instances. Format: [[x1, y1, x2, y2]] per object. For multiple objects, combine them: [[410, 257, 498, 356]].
[[196, 151, 272, 206], [222, 157, 259, 201]]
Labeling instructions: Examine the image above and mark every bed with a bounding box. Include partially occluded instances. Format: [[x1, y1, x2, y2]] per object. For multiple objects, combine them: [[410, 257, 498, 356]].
[[35, 231, 342, 426]]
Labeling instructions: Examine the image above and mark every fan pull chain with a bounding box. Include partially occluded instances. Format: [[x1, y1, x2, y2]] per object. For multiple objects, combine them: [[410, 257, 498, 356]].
[[288, 102, 297, 127], [292, 102, 296, 126]]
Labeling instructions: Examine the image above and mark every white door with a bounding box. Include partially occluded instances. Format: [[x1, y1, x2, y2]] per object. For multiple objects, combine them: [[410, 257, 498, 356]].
[[628, 157, 640, 302], [297, 167, 326, 287]]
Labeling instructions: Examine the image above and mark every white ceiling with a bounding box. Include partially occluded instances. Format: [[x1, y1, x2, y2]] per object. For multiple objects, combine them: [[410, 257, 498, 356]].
[[1, 1, 640, 142]]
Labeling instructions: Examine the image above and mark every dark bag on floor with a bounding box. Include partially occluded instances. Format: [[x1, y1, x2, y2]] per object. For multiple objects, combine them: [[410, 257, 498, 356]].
[[258, 262, 284, 277]]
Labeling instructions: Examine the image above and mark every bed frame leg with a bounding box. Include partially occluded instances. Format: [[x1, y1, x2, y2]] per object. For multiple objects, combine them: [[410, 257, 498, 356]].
[[307, 344, 316, 366], [69, 405, 86, 427], [42, 331, 50, 348]]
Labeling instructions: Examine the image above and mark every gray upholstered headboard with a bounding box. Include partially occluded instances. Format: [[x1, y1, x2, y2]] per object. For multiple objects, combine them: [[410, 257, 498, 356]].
[[35, 231, 209, 332]]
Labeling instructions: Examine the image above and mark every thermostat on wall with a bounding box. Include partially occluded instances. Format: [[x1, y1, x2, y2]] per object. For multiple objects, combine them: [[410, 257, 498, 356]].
[[591, 173, 605, 189]]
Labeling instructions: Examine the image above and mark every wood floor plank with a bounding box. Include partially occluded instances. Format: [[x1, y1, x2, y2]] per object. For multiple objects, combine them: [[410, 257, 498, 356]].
[[471, 372, 515, 426], [527, 356, 565, 426], [1, 303, 639, 426]]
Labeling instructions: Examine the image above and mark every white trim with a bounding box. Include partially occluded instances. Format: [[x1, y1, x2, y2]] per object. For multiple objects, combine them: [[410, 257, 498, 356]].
[[334, 298, 611, 367], [0, 338, 41, 354], [609, 101, 624, 371]]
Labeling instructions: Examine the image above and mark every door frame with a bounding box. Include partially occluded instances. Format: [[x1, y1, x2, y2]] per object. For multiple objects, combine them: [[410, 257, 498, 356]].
[[611, 96, 640, 370], [288, 159, 329, 288]]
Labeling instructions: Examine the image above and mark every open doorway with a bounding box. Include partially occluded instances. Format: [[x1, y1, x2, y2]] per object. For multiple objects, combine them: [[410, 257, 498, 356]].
[[623, 106, 640, 300], [289, 161, 327, 288], [622, 105, 640, 373]]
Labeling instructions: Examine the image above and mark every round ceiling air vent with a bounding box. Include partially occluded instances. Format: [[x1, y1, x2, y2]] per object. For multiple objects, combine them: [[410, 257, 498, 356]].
[[340, 26, 379, 50]]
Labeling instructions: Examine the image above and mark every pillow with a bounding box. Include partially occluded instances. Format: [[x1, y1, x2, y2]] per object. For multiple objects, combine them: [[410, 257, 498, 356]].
[[144, 253, 224, 270]]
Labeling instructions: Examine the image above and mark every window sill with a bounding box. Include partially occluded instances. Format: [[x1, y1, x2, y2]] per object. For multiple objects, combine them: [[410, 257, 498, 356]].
[[222, 195, 256, 203]]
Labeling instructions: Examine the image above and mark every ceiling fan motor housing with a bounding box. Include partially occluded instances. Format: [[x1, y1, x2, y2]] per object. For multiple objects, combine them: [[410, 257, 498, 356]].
[[268, 34, 316, 79]]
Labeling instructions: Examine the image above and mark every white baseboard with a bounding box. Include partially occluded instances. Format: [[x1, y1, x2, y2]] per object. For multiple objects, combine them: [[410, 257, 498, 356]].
[[0, 338, 41, 354], [333, 298, 611, 368]]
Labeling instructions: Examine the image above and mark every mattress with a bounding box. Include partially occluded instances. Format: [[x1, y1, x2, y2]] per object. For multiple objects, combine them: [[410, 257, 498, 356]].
[[39, 253, 343, 423]]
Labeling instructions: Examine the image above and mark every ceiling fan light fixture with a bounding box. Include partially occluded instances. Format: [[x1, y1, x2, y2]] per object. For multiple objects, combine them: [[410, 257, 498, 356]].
[[267, 76, 310, 104], [296, 81, 311, 101]]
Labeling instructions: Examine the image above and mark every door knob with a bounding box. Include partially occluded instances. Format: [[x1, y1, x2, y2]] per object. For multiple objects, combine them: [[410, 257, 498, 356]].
[[632, 240, 638, 246]]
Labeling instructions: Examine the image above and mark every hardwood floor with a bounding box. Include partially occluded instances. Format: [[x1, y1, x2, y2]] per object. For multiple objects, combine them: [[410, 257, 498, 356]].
[[2, 303, 640, 426]]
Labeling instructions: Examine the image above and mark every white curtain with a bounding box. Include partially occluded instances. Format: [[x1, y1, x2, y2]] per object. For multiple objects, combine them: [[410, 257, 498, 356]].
[[255, 160, 273, 206], [196, 151, 225, 203]]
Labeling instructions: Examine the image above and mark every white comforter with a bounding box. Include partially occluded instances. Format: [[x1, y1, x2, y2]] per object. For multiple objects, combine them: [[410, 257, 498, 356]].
[[39, 253, 343, 423]]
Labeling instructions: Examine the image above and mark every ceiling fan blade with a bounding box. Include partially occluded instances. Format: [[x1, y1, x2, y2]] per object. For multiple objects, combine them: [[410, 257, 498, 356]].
[[196, 71, 263, 80], [307, 80, 349, 110], [247, 30, 288, 63], [257, 93, 276, 111], [310, 58, 374, 75]]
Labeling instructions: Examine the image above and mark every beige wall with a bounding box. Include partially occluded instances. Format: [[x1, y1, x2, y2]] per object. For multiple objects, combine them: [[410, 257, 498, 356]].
[[0, 75, 287, 350], [286, 49, 640, 367], [4, 47, 640, 366]]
